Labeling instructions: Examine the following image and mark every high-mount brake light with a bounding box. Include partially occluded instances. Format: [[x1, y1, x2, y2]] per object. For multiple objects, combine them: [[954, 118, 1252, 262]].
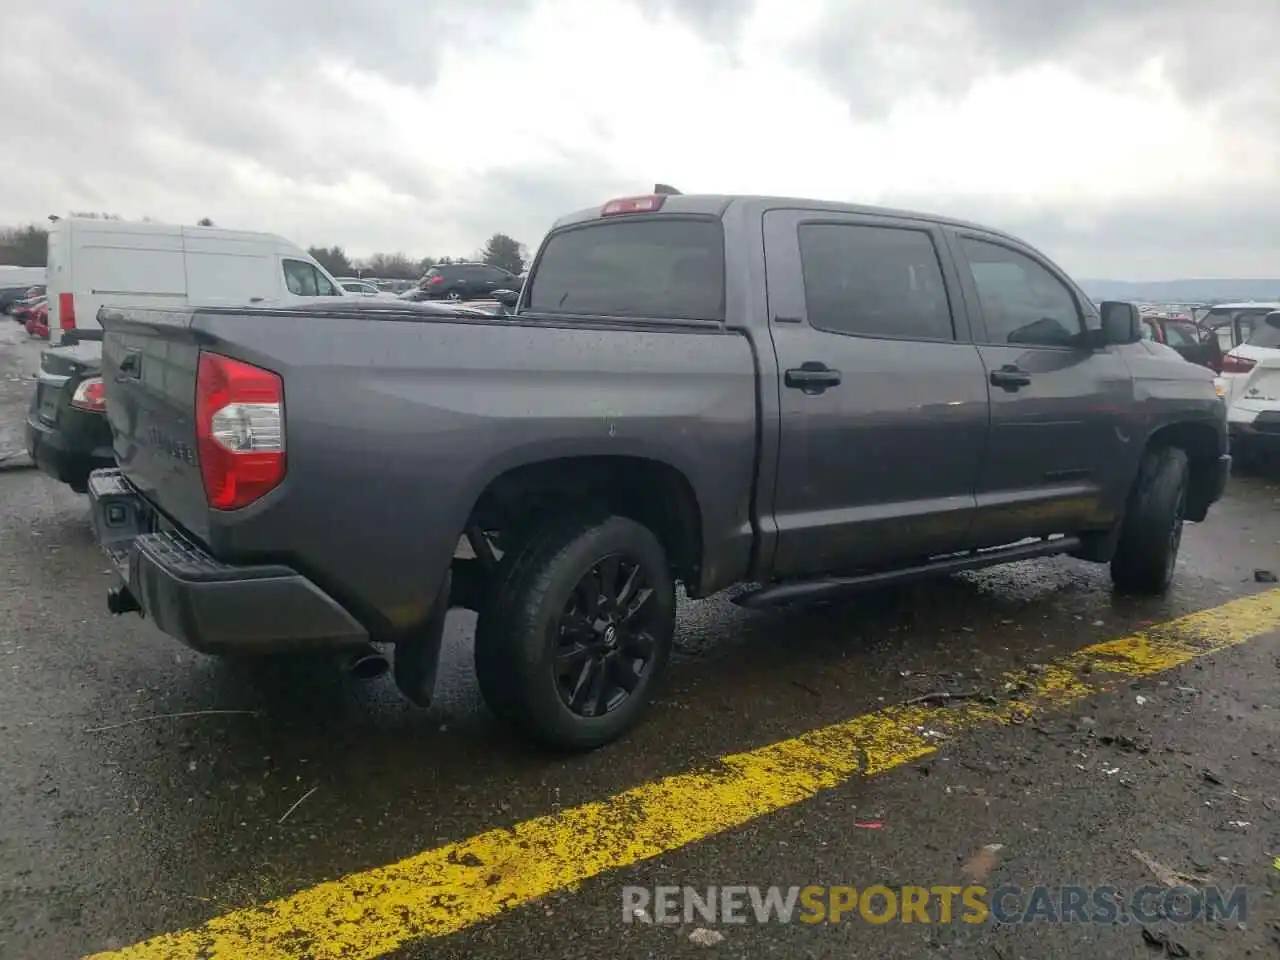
[[601, 195, 667, 216], [195, 352, 286, 510]]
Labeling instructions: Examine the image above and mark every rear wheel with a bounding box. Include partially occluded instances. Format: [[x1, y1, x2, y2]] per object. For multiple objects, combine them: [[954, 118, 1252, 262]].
[[474, 515, 675, 750], [1110, 446, 1189, 595]]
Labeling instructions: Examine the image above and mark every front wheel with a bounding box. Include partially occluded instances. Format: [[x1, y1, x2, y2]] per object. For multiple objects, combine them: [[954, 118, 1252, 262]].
[[1110, 446, 1189, 595], [474, 515, 676, 750]]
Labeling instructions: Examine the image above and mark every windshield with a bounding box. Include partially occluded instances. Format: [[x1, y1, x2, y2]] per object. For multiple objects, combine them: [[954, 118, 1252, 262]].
[[527, 217, 725, 321]]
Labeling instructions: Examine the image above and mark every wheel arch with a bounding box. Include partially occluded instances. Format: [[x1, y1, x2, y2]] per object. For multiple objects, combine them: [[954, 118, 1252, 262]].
[[1143, 420, 1221, 522], [461, 454, 705, 591]]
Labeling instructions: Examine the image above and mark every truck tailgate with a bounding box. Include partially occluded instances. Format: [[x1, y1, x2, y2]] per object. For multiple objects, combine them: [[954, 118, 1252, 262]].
[[100, 309, 213, 543]]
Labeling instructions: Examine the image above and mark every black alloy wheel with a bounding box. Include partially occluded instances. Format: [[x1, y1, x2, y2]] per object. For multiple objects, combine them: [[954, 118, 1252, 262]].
[[553, 555, 657, 718]]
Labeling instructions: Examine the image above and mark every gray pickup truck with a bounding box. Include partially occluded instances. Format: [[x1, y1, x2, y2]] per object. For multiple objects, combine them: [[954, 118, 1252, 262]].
[[87, 192, 1229, 750]]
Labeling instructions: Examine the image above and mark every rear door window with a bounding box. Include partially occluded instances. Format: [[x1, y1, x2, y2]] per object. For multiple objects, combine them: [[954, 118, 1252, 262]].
[[527, 217, 724, 321], [797, 222, 956, 340]]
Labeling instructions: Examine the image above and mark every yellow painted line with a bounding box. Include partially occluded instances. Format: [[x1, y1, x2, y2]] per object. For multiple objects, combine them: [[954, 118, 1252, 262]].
[[87, 589, 1280, 960]]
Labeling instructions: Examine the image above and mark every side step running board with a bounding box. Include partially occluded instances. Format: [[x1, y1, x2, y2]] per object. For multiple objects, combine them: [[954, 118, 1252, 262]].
[[732, 536, 1081, 609]]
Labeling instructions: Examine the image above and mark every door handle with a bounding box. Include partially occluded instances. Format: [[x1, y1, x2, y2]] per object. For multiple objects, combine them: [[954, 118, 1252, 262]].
[[116, 350, 141, 382], [784, 362, 842, 393], [989, 364, 1031, 391]]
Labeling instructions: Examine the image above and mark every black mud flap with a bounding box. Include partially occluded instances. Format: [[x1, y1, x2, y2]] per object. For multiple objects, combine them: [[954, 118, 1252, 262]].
[[393, 569, 451, 708]]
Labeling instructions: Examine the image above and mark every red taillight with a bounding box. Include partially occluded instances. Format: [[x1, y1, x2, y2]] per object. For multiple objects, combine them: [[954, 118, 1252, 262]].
[[58, 292, 76, 329], [1220, 354, 1257, 374], [426, 275, 444, 285], [601, 195, 667, 216], [195, 352, 285, 510], [70, 376, 107, 412]]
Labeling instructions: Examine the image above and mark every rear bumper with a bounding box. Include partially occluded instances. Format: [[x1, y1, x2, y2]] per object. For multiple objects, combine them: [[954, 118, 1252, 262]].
[[88, 468, 369, 656], [25, 407, 114, 491]]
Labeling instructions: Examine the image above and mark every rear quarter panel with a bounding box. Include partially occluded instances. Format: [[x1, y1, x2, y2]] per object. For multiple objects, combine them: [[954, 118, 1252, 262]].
[[190, 312, 761, 638]]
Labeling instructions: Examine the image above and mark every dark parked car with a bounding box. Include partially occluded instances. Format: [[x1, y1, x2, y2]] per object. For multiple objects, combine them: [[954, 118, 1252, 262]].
[[12, 294, 47, 324], [86, 192, 1227, 751], [26, 342, 115, 492], [2, 284, 44, 314], [419, 262, 522, 300]]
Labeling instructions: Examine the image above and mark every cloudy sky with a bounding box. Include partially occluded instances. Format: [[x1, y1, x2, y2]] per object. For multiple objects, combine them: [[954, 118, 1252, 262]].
[[3, 0, 1277, 279]]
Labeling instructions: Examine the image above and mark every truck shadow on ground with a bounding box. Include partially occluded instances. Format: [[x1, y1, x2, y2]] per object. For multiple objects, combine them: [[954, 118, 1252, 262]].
[[121, 556, 1219, 815]]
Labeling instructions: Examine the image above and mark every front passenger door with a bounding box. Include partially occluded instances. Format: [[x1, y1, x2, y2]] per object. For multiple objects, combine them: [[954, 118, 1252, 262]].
[[949, 233, 1135, 543]]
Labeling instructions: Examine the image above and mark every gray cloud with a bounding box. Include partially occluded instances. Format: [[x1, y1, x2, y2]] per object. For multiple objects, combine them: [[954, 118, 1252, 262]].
[[636, 0, 749, 39], [0, 0, 534, 225], [881, 185, 1280, 279], [2, 0, 1278, 278], [796, 0, 1278, 119]]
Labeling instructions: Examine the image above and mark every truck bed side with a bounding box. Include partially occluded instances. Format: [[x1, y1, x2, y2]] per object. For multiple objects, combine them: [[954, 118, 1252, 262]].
[[100, 307, 761, 639]]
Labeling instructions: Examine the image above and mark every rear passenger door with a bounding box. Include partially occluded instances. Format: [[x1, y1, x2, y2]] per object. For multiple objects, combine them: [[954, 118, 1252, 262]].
[[764, 210, 991, 578], [947, 232, 1135, 542]]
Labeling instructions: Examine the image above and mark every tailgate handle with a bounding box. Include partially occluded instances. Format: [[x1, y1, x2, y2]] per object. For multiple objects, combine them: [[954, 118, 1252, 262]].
[[116, 350, 141, 381]]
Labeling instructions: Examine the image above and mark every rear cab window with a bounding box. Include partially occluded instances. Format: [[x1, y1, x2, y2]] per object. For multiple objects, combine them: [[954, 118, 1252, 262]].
[[526, 218, 725, 321]]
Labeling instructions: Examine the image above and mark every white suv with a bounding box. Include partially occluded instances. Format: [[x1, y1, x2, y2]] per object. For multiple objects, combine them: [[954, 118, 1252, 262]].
[[1209, 305, 1280, 465]]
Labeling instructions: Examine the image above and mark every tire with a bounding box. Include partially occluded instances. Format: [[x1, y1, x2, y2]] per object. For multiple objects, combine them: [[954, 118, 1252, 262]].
[[474, 514, 676, 751], [1110, 446, 1189, 595]]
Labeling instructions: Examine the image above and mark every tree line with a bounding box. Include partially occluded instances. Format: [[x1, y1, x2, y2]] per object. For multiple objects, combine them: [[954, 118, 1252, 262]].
[[0, 217, 528, 281], [308, 233, 527, 279]]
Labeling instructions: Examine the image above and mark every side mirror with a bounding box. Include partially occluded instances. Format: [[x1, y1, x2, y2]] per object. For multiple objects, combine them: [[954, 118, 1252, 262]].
[[1099, 301, 1142, 346], [492, 288, 519, 308]]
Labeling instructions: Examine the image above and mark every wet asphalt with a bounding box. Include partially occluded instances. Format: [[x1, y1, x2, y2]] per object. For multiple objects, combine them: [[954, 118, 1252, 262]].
[[1, 320, 1279, 959]]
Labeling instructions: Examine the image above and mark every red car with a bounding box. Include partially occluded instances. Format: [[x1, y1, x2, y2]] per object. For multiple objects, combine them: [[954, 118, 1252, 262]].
[[24, 300, 49, 339], [12, 295, 46, 323], [1140, 313, 1223, 372]]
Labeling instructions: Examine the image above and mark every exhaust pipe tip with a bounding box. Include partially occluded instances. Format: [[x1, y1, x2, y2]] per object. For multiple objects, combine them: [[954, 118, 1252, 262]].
[[345, 645, 390, 681]]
